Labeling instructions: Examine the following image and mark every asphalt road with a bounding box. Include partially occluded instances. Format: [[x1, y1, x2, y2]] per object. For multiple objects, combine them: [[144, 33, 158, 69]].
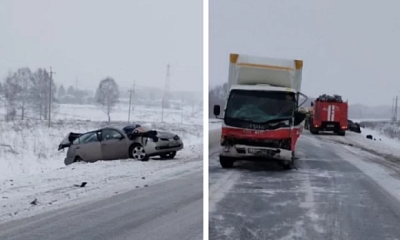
[[209, 129, 400, 240], [0, 171, 203, 240]]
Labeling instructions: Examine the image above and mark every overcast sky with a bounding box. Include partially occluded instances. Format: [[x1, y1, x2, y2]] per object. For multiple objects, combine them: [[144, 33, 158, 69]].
[[210, 0, 400, 106], [0, 0, 202, 92]]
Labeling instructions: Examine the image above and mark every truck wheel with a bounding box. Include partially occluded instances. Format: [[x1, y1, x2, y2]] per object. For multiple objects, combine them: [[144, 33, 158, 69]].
[[338, 131, 346, 136], [281, 161, 293, 170], [220, 156, 234, 168], [283, 151, 296, 170], [310, 128, 318, 135]]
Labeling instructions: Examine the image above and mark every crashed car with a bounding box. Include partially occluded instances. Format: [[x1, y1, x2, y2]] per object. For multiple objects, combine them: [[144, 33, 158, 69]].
[[58, 124, 184, 165], [347, 119, 361, 133]]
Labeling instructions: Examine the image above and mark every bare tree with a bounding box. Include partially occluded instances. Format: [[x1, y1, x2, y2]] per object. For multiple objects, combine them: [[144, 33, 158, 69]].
[[57, 84, 66, 100], [3, 68, 33, 120], [0, 81, 4, 105], [95, 77, 120, 122], [30, 68, 57, 120]]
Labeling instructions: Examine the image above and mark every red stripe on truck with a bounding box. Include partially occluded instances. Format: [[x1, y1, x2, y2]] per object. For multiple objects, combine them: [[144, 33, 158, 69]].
[[221, 126, 303, 151]]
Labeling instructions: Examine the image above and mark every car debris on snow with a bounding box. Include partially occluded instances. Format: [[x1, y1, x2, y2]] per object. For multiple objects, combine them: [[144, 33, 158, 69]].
[[30, 199, 37, 206], [73, 182, 87, 188]]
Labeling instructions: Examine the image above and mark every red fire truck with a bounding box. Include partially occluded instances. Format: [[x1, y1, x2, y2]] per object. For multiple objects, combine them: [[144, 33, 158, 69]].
[[306, 94, 348, 136]]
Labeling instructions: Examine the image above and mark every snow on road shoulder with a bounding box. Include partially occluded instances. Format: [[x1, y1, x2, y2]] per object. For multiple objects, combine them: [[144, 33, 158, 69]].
[[0, 155, 202, 224], [334, 143, 400, 205], [0, 120, 203, 224], [318, 128, 400, 163]]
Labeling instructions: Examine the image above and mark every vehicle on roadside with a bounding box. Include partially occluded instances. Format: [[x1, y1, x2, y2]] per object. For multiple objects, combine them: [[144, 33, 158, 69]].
[[213, 53, 307, 170], [58, 123, 183, 165], [348, 119, 361, 133], [305, 94, 348, 136]]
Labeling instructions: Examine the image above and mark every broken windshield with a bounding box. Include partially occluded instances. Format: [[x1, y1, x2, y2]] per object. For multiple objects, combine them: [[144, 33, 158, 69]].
[[225, 90, 296, 124]]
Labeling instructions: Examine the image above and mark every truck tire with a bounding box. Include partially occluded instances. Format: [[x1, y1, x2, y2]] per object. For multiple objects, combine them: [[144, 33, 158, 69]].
[[281, 152, 296, 170], [338, 131, 346, 136], [220, 156, 234, 168], [310, 127, 318, 135]]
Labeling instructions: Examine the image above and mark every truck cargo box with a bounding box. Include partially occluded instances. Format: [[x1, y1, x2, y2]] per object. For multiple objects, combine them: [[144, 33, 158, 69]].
[[228, 53, 303, 92]]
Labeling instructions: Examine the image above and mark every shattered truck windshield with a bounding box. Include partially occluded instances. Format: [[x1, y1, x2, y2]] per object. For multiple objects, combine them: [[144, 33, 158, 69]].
[[225, 90, 296, 125]]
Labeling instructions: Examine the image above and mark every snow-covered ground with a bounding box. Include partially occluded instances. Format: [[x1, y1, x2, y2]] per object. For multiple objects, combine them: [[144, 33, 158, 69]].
[[55, 103, 202, 126], [319, 127, 400, 162], [0, 103, 203, 223], [209, 118, 222, 130]]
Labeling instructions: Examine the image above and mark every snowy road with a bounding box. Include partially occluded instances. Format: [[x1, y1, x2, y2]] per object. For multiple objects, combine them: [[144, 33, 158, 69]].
[[0, 171, 202, 240], [209, 128, 400, 240]]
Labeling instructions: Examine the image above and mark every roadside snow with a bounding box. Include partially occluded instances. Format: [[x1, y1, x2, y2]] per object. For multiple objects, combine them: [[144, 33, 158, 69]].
[[209, 118, 222, 130], [0, 103, 203, 223], [335, 143, 400, 205], [318, 128, 400, 163], [0, 154, 202, 223], [56, 104, 203, 126], [0, 123, 202, 223]]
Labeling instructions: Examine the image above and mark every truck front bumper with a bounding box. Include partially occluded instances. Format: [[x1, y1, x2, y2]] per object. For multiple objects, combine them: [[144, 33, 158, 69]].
[[219, 144, 292, 161]]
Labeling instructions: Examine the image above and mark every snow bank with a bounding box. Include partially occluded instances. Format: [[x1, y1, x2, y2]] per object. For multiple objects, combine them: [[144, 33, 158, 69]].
[[0, 102, 203, 223], [317, 127, 400, 163], [0, 154, 202, 223], [0, 103, 202, 179]]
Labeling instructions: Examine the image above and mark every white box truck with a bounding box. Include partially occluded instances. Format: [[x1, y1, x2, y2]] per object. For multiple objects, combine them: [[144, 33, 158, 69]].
[[213, 53, 307, 169]]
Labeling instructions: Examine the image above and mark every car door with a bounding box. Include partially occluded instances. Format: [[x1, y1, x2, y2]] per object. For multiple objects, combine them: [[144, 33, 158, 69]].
[[74, 132, 102, 162], [101, 129, 129, 160]]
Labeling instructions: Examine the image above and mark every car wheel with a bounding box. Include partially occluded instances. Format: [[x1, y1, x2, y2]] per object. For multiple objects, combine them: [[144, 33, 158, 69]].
[[161, 151, 176, 159], [130, 144, 149, 161]]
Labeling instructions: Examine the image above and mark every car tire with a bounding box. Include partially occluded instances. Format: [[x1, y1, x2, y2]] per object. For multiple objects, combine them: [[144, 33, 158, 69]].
[[129, 144, 149, 161], [161, 151, 176, 159], [74, 156, 82, 163]]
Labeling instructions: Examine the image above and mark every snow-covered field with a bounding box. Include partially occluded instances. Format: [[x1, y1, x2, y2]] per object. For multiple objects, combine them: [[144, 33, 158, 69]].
[[0, 103, 203, 223], [55, 103, 202, 126], [320, 126, 400, 162]]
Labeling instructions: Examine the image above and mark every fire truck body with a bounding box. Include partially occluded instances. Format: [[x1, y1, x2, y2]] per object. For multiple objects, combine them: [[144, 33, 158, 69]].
[[308, 95, 348, 136]]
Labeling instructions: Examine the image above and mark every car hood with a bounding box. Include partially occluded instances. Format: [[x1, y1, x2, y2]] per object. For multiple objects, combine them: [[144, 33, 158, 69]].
[[58, 132, 82, 151], [156, 131, 176, 139]]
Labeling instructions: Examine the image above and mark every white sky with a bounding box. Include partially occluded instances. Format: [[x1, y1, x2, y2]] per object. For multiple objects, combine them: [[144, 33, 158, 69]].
[[0, 0, 202, 92], [210, 0, 400, 106]]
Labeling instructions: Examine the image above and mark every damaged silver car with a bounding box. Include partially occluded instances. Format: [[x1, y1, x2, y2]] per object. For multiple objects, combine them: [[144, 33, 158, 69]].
[[58, 124, 184, 165]]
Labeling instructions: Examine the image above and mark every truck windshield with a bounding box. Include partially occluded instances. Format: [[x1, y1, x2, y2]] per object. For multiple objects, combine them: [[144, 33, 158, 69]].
[[225, 90, 296, 124]]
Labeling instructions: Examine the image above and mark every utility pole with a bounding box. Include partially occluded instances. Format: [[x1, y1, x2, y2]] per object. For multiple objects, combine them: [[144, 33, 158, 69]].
[[181, 99, 183, 124], [48, 67, 55, 127], [128, 80, 135, 123], [392, 98, 395, 122], [162, 64, 170, 122], [393, 96, 398, 122]]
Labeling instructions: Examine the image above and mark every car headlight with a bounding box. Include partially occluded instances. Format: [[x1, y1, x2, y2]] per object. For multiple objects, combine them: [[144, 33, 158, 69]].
[[173, 135, 180, 140]]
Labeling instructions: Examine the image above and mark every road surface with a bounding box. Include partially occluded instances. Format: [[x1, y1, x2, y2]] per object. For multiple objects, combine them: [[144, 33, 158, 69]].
[[0, 171, 202, 240], [209, 129, 400, 240]]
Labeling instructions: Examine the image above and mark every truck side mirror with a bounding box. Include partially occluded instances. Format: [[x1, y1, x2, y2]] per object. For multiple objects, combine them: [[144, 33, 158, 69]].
[[310, 102, 314, 107], [213, 105, 221, 116]]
